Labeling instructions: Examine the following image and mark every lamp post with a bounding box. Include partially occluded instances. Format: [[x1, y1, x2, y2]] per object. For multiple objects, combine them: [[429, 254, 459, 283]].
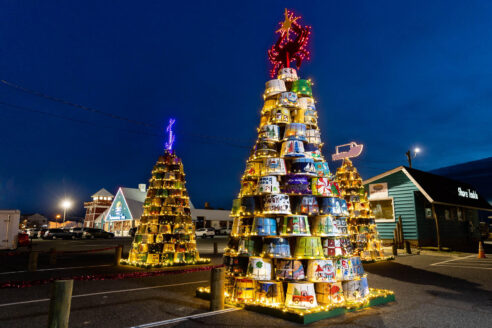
[[61, 199, 72, 223], [405, 147, 421, 168]]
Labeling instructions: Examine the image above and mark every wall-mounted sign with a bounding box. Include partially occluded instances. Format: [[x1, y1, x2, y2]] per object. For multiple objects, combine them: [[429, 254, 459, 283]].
[[369, 183, 388, 200], [331, 142, 364, 161], [106, 191, 132, 221], [457, 187, 478, 200]]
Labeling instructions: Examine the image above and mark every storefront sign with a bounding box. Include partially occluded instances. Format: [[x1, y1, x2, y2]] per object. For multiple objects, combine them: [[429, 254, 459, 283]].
[[457, 187, 478, 200], [369, 183, 388, 199], [106, 191, 132, 221]]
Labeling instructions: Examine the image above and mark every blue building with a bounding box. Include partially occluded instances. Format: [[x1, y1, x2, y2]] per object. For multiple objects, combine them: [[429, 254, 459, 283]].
[[363, 166, 492, 250]]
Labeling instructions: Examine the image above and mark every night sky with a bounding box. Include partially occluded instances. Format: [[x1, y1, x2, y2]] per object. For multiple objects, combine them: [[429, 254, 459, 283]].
[[1, 1, 491, 218]]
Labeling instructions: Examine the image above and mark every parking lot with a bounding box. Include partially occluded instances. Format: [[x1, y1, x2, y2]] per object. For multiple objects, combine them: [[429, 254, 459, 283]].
[[1, 238, 491, 327]]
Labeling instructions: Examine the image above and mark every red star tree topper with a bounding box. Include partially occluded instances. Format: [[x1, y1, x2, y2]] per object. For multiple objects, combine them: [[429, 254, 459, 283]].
[[268, 9, 312, 77]]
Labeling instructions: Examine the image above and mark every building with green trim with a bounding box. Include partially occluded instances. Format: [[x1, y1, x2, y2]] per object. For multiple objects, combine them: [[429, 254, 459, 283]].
[[363, 166, 492, 250]]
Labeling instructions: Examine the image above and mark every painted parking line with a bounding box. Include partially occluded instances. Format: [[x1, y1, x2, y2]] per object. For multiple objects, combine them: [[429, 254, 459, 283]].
[[429, 254, 475, 266], [0, 280, 208, 308], [130, 307, 241, 328], [430, 254, 492, 270], [0, 264, 111, 275]]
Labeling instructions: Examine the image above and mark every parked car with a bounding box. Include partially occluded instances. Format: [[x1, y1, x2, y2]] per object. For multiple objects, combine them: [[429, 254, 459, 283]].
[[129, 227, 137, 237], [24, 228, 37, 239], [17, 232, 30, 247], [218, 228, 232, 235], [195, 228, 215, 238], [37, 228, 48, 239], [43, 228, 73, 240], [82, 228, 114, 239], [69, 227, 84, 239]]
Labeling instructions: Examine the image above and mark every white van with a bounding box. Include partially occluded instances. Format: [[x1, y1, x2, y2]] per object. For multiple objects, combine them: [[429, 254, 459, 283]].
[[0, 210, 21, 250]]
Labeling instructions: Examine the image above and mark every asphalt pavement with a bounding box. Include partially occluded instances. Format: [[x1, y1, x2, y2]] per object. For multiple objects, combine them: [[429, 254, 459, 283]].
[[0, 238, 491, 328]]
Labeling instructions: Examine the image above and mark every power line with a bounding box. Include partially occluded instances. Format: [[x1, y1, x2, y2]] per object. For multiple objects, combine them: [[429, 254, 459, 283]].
[[1, 79, 250, 148], [0, 101, 250, 149]]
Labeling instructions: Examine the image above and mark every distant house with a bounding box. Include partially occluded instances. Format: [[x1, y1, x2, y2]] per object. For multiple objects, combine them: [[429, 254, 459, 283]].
[[83, 188, 114, 228], [21, 213, 48, 228], [364, 166, 492, 250], [102, 184, 147, 237], [191, 202, 232, 230]]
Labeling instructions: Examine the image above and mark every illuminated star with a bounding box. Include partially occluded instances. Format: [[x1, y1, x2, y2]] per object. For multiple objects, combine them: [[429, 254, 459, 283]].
[[276, 8, 299, 39]]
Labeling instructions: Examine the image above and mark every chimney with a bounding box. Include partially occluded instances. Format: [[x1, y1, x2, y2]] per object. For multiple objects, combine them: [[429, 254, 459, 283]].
[[138, 184, 146, 192], [204, 202, 212, 209]]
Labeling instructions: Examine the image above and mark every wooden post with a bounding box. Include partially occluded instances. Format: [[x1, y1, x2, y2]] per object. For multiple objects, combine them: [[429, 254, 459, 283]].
[[392, 239, 398, 256], [210, 267, 225, 311], [114, 245, 123, 266], [398, 216, 405, 249], [405, 240, 412, 254], [213, 242, 218, 255], [49, 248, 57, 266], [47, 280, 73, 328], [28, 251, 39, 272], [431, 204, 442, 251]]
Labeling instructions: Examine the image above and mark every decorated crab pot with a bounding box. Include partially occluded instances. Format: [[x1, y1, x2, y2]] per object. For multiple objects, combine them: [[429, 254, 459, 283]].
[[304, 143, 322, 161], [277, 91, 298, 108], [290, 158, 316, 175], [351, 256, 365, 277], [294, 237, 324, 258], [247, 257, 273, 280], [311, 178, 339, 197], [226, 256, 249, 276], [319, 197, 348, 216], [292, 195, 319, 215], [334, 217, 348, 235], [262, 237, 292, 258], [263, 98, 278, 112], [234, 277, 256, 303], [262, 157, 287, 176], [303, 109, 318, 127], [342, 280, 363, 302], [275, 260, 305, 280], [335, 258, 355, 281], [257, 176, 280, 194], [306, 259, 336, 282], [252, 217, 278, 236], [270, 107, 291, 124], [314, 161, 330, 177], [305, 129, 321, 145], [259, 124, 280, 142], [312, 215, 339, 236], [315, 282, 344, 305], [298, 97, 316, 111], [277, 67, 299, 82], [283, 123, 307, 141], [244, 161, 262, 179], [264, 79, 287, 99], [238, 236, 260, 255], [263, 194, 291, 215], [280, 215, 310, 236], [240, 180, 257, 196], [285, 282, 318, 309], [280, 139, 305, 157], [322, 237, 343, 257], [255, 141, 278, 158], [256, 281, 285, 305], [291, 79, 313, 97], [283, 175, 310, 194], [240, 196, 260, 216]]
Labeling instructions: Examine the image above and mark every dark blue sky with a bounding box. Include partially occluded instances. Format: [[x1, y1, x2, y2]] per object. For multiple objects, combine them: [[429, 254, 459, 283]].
[[1, 1, 491, 217]]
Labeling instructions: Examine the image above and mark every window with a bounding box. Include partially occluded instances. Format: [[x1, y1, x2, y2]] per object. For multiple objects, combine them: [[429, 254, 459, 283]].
[[369, 198, 395, 222], [444, 209, 451, 220]]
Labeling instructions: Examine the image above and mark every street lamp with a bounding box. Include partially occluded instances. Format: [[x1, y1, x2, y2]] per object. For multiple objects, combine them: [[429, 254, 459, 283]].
[[60, 199, 72, 223], [405, 147, 421, 168]]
